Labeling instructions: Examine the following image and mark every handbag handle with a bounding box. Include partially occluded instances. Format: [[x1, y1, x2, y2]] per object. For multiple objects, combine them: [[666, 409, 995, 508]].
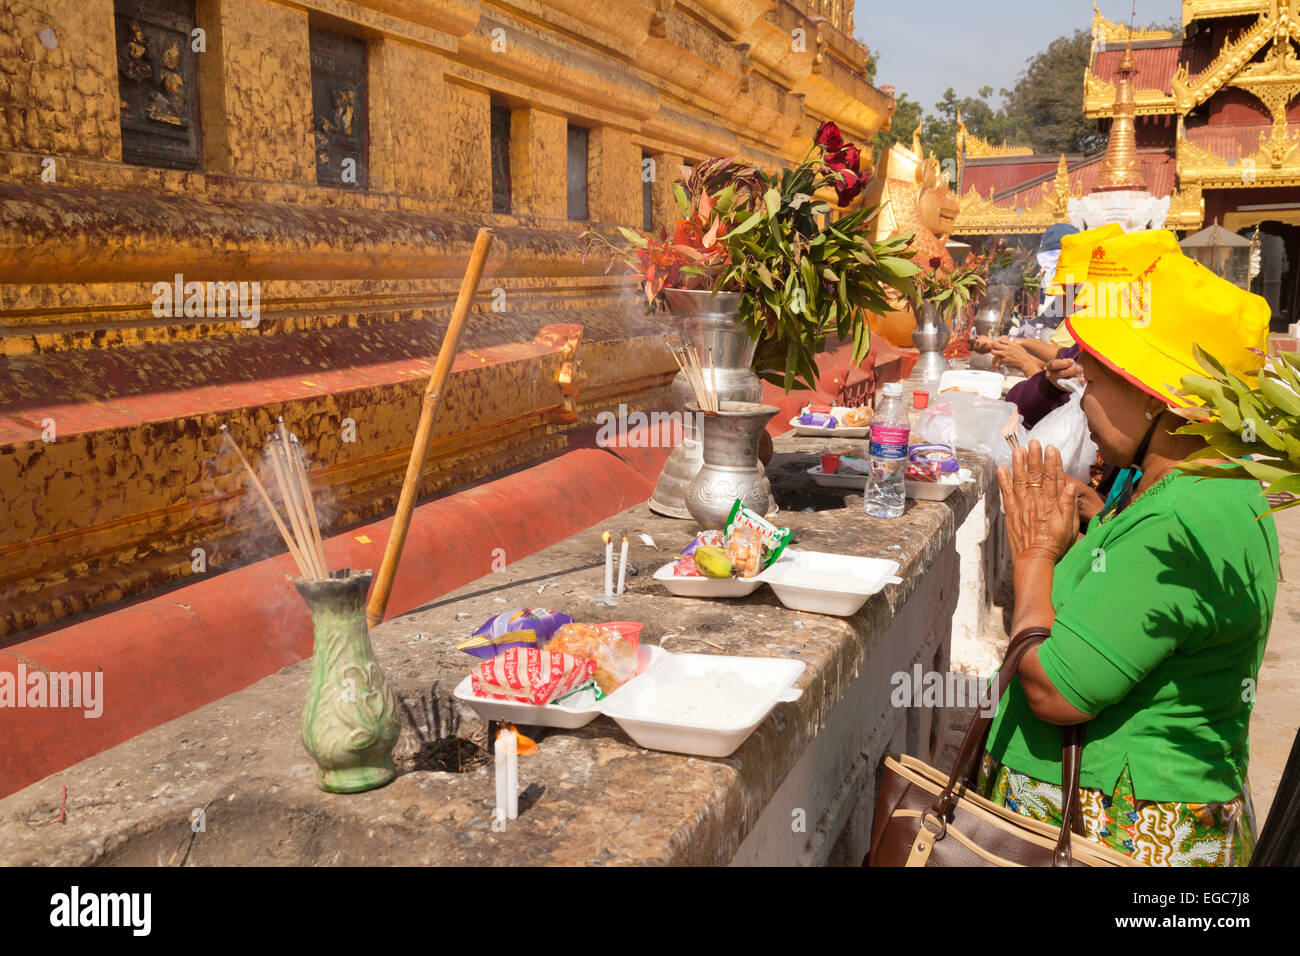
[[930, 625, 1086, 866]]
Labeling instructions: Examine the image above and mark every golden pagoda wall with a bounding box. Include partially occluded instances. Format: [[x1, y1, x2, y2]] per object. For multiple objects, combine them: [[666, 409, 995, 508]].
[[0, 0, 892, 636]]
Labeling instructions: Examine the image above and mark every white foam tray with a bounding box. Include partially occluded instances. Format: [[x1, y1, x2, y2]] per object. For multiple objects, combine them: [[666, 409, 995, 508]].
[[937, 369, 1005, 399], [807, 464, 867, 490], [788, 417, 871, 438], [654, 561, 765, 598], [453, 644, 669, 729], [808, 465, 973, 501], [905, 468, 975, 501], [758, 549, 901, 617], [598, 652, 805, 757]]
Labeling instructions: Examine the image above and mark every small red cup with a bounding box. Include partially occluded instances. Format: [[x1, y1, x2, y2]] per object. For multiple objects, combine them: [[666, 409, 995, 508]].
[[602, 621, 642, 653], [912, 390, 930, 410], [602, 621, 644, 675], [820, 453, 840, 474]]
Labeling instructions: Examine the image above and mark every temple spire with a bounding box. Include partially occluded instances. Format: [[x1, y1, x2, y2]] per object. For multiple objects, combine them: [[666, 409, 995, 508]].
[[1095, 39, 1148, 191]]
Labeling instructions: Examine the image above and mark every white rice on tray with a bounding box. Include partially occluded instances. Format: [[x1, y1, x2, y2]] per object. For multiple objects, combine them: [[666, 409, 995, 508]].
[[639, 672, 773, 725]]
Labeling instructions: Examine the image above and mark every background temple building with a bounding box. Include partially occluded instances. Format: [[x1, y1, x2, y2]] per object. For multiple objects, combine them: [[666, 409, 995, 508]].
[[0, 0, 954, 640], [954, 1, 1300, 329]]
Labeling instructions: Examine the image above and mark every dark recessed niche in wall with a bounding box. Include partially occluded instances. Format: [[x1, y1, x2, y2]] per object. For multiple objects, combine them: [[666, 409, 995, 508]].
[[114, 0, 202, 170], [310, 26, 368, 189]]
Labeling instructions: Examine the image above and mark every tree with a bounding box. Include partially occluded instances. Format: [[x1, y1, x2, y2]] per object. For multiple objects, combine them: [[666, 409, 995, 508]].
[[1001, 29, 1105, 156], [927, 86, 1016, 170], [870, 92, 923, 162], [873, 26, 1120, 166]]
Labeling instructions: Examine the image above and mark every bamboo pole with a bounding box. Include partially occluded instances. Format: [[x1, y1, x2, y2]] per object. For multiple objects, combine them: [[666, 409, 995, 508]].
[[367, 227, 495, 627], [219, 425, 311, 578]]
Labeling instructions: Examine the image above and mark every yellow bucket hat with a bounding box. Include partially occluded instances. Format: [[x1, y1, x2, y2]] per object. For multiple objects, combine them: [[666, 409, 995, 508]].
[[1045, 222, 1123, 296], [1052, 227, 1270, 408]]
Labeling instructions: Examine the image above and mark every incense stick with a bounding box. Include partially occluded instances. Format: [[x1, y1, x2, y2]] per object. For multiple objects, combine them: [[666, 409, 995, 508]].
[[670, 338, 719, 414], [269, 438, 321, 579], [278, 419, 327, 575], [669, 345, 704, 410], [219, 425, 312, 578], [708, 347, 718, 413], [290, 433, 328, 575], [1003, 417, 1022, 452]]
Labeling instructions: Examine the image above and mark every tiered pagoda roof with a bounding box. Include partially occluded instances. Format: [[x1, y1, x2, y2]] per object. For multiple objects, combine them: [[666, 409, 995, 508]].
[[952, 1, 1300, 236]]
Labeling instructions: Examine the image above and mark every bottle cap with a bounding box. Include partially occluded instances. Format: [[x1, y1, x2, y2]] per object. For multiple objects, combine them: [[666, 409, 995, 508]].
[[882, 383, 903, 398], [913, 390, 930, 410]]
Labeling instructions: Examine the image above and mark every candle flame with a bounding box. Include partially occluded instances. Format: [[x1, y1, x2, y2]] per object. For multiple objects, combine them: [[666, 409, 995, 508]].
[[499, 721, 538, 754]]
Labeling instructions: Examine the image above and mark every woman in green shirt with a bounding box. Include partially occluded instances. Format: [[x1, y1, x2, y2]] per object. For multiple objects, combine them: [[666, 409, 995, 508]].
[[980, 230, 1279, 866]]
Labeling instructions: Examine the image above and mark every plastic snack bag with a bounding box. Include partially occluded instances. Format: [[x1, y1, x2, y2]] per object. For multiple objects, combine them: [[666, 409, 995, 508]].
[[470, 647, 597, 705], [679, 530, 726, 556], [456, 608, 573, 660], [727, 526, 764, 579], [723, 499, 792, 571], [907, 443, 959, 479], [799, 412, 838, 428], [544, 622, 638, 696]]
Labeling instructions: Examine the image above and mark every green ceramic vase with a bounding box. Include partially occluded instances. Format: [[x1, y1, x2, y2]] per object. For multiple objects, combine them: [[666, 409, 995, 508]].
[[296, 569, 399, 793]]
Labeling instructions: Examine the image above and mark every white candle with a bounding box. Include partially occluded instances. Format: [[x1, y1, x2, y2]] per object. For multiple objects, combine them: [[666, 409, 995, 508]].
[[506, 728, 519, 821], [616, 536, 629, 595], [603, 531, 613, 597], [494, 730, 507, 827]]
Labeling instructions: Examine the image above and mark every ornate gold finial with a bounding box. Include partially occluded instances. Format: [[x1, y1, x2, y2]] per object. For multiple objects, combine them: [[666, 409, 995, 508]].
[[1051, 154, 1072, 221], [955, 109, 966, 182], [1095, 38, 1148, 191]]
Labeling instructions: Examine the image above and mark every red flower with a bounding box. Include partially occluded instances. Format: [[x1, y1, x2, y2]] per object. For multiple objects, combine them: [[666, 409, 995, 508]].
[[822, 143, 868, 206], [824, 145, 861, 177], [929, 256, 943, 270], [833, 169, 868, 207], [815, 121, 844, 153]]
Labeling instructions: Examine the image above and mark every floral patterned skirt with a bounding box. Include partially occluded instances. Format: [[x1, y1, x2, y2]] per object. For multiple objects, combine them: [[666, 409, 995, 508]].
[[976, 752, 1257, 867]]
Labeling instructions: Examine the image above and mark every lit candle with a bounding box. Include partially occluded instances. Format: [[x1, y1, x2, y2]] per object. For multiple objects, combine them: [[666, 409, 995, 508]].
[[603, 531, 613, 597], [494, 729, 507, 828], [616, 535, 629, 595], [506, 728, 519, 821]]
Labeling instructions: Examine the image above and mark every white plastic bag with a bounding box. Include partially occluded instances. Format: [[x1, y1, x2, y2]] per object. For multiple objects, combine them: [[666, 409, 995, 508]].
[[918, 392, 1025, 469], [1025, 379, 1097, 482]]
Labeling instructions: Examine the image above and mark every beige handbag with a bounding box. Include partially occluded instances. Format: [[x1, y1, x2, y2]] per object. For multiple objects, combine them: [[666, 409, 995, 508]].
[[869, 627, 1142, 867]]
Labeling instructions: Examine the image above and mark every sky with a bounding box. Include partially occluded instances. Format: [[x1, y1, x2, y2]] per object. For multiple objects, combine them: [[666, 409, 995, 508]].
[[856, 0, 1184, 113]]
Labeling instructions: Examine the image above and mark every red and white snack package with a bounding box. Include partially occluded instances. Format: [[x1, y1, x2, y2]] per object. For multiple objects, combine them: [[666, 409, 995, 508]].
[[470, 647, 597, 705]]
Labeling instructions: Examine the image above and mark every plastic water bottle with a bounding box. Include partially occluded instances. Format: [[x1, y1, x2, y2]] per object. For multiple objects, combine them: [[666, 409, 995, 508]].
[[864, 383, 910, 518]]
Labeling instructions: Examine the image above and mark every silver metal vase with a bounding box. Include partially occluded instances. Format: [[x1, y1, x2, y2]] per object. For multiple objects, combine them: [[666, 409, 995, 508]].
[[912, 301, 951, 384], [647, 289, 763, 519], [684, 401, 779, 529]]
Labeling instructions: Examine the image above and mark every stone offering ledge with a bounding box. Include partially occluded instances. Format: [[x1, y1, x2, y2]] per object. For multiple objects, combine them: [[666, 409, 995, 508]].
[[0, 436, 994, 867]]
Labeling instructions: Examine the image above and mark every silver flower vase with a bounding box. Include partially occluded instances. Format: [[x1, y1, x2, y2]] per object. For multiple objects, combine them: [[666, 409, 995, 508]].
[[912, 301, 951, 385], [684, 401, 779, 529], [970, 285, 1014, 371], [648, 289, 763, 519]]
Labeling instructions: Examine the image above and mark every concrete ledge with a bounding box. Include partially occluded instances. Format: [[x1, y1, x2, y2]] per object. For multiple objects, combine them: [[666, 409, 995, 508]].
[[0, 443, 658, 798], [0, 435, 993, 864]]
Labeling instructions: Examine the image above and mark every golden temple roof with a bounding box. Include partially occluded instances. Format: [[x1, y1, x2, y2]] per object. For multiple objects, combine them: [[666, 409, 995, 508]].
[[1095, 43, 1148, 191]]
